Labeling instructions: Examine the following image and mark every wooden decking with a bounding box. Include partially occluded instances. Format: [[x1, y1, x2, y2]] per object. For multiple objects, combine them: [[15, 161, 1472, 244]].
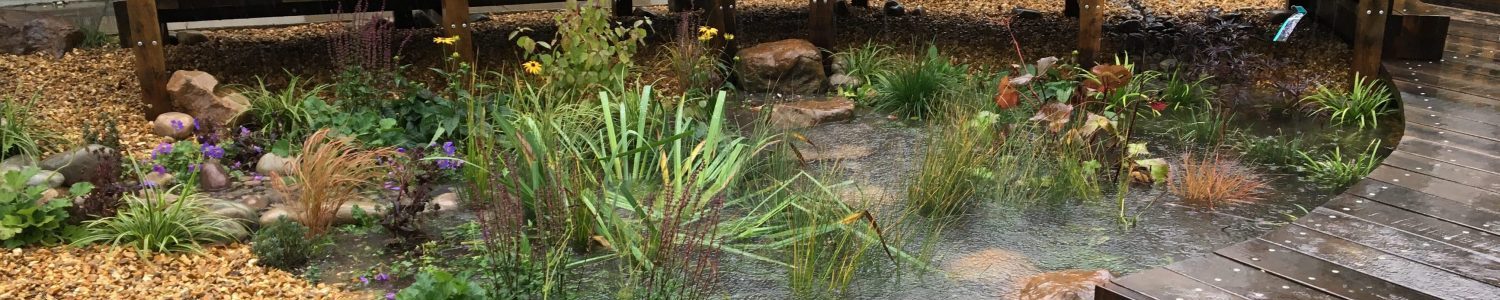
[[1096, 6, 1500, 300]]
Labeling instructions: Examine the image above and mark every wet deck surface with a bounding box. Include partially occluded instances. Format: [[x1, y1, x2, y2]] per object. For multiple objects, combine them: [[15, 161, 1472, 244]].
[[1099, 6, 1500, 300]]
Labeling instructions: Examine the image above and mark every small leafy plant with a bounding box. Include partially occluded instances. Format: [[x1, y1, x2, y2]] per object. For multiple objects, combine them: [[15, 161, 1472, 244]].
[[1, 168, 91, 248], [396, 269, 489, 300], [512, 0, 649, 100], [1302, 74, 1393, 129], [1, 96, 49, 159], [251, 218, 317, 271]]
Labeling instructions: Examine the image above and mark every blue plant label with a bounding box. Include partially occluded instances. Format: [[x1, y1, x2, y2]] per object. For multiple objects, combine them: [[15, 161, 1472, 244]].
[[1274, 6, 1308, 42]]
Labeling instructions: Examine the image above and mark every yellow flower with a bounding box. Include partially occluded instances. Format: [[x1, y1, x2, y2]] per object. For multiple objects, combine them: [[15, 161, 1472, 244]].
[[433, 36, 460, 45], [697, 26, 719, 42], [723, 34, 735, 41], [522, 61, 543, 75]]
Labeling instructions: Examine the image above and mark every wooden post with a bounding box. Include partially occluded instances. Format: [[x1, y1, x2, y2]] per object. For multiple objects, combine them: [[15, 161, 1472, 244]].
[[1077, 0, 1103, 68], [126, 0, 171, 119], [707, 0, 738, 65], [441, 0, 474, 64], [1352, 0, 1389, 78], [808, 0, 834, 52], [390, 0, 416, 29], [614, 0, 633, 17]]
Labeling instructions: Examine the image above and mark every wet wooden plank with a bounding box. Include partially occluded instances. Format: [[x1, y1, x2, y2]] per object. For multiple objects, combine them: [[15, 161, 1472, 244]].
[[1097, 281, 1154, 300], [1346, 179, 1500, 236], [1402, 122, 1500, 155], [1111, 268, 1245, 300], [1261, 227, 1500, 299], [1394, 80, 1500, 112], [1165, 256, 1340, 300], [1403, 106, 1500, 141], [1396, 138, 1500, 175], [1216, 239, 1439, 300], [1398, 93, 1500, 129], [1447, 20, 1500, 42], [1402, 52, 1500, 79], [1394, 63, 1500, 99], [1366, 166, 1500, 211], [1382, 151, 1500, 192], [1296, 207, 1500, 286]]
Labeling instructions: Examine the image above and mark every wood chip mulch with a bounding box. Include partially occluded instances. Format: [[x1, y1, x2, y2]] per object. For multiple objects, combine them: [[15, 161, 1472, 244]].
[[0, 245, 369, 299]]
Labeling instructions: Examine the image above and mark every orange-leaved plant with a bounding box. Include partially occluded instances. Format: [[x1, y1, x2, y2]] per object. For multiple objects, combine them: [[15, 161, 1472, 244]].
[[271, 129, 395, 236], [1168, 152, 1267, 209]]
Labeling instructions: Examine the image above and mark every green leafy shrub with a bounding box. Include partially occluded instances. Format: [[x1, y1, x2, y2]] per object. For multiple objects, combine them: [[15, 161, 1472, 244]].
[[396, 269, 489, 300], [251, 219, 315, 271], [1299, 140, 1383, 188], [871, 45, 965, 118], [1, 168, 91, 248], [513, 0, 649, 100], [73, 188, 240, 254], [1302, 74, 1393, 129], [1161, 70, 1213, 108]]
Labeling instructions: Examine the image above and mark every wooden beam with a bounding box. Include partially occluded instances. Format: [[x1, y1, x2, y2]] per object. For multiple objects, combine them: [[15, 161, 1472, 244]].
[[1353, 0, 1390, 78], [126, 0, 171, 119], [1078, 0, 1103, 67], [441, 0, 474, 64], [707, 0, 738, 65], [808, 0, 834, 52], [614, 0, 632, 17]]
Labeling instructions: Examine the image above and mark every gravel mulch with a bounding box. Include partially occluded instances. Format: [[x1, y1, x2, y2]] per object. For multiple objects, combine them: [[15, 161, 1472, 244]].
[[1, 0, 1332, 157], [0, 245, 368, 299]]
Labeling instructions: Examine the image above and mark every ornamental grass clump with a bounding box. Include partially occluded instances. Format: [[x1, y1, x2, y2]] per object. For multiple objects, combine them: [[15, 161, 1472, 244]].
[[872, 45, 965, 118], [1302, 73, 1393, 129], [1299, 140, 1383, 188], [73, 187, 239, 254], [1169, 152, 1267, 209], [272, 129, 395, 236]]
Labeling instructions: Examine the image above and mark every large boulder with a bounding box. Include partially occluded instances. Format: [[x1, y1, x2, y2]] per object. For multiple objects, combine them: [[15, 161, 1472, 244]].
[[166, 71, 250, 127], [1017, 269, 1114, 300], [735, 39, 827, 94], [39, 144, 114, 186], [0, 10, 83, 58], [763, 97, 855, 129]]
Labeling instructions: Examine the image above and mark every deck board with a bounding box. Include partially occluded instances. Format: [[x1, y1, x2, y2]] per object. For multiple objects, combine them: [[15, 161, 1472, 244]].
[[1101, 6, 1500, 299]]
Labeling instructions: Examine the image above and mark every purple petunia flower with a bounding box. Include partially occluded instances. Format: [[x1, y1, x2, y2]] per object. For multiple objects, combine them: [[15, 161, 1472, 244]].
[[170, 120, 185, 131], [383, 181, 402, 191], [152, 142, 173, 159], [436, 159, 459, 170], [201, 144, 225, 160], [396, 147, 406, 153], [359, 276, 369, 285], [187, 164, 198, 173], [152, 164, 167, 175], [441, 141, 456, 156], [239, 126, 252, 138], [192, 119, 200, 130], [251, 145, 263, 153], [385, 292, 396, 300], [375, 273, 389, 282]]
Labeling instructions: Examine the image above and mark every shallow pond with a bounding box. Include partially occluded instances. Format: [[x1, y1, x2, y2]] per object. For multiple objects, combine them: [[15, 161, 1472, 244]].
[[311, 89, 1398, 298]]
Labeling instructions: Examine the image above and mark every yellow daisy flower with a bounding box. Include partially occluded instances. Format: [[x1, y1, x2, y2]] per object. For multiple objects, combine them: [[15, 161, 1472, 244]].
[[724, 33, 735, 41], [522, 61, 543, 75], [697, 26, 719, 42], [433, 36, 460, 45]]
